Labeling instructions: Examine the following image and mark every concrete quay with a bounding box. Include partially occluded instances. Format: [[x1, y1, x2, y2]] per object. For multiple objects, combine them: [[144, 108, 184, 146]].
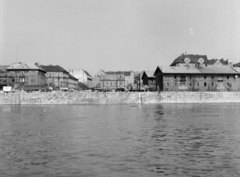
[[1, 91, 240, 105]]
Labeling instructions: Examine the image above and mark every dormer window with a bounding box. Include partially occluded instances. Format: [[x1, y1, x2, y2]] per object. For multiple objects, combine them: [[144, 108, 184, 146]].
[[198, 58, 204, 64], [184, 57, 190, 64]]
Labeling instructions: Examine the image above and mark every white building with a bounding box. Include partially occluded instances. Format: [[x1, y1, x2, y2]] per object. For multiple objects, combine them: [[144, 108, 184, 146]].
[[69, 69, 92, 87]]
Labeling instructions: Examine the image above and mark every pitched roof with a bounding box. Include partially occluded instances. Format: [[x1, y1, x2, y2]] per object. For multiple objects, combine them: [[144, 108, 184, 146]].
[[197, 65, 237, 74], [207, 59, 228, 65], [7, 62, 45, 72], [0, 65, 9, 72], [155, 65, 239, 75], [83, 70, 92, 78], [170, 54, 208, 66], [233, 62, 240, 67], [95, 70, 105, 77], [160, 66, 201, 74], [68, 74, 78, 81], [142, 71, 155, 79], [233, 67, 240, 73], [40, 65, 68, 73], [105, 71, 132, 76]]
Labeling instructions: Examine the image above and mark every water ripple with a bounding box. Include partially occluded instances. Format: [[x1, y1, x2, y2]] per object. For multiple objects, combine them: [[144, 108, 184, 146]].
[[0, 104, 240, 176]]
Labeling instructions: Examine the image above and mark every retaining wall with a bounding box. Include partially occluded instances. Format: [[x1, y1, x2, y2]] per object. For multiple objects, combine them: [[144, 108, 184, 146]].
[[1, 91, 240, 105]]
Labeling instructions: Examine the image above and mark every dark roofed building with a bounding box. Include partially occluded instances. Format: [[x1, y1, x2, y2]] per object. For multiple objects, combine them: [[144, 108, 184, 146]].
[[40, 65, 70, 89], [170, 54, 208, 66], [40, 65, 69, 73], [141, 71, 156, 91]]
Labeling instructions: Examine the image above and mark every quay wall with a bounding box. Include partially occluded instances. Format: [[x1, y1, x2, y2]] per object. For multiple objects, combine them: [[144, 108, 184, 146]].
[[1, 91, 240, 104]]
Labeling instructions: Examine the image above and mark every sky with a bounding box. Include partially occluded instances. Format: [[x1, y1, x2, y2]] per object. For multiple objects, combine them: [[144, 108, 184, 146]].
[[0, 0, 239, 75]]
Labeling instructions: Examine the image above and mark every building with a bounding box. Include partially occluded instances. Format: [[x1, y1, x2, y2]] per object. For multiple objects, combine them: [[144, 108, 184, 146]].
[[6, 62, 46, 89], [91, 70, 105, 88], [0, 65, 9, 89], [40, 65, 69, 89], [68, 69, 93, 88], [133, 71, 144, 91], [40, 65, 78, 90], [68, 74, 78, 90], [100, 71, 134, 90], [170, 53, 233, 67], [141, 71, 156, 91], [233, 62, 240, 67], [154, 55, 240, 92]]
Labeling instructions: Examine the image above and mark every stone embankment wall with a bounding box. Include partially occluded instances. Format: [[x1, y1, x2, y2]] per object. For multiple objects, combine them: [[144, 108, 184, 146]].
[[1, 91, 240, 105]]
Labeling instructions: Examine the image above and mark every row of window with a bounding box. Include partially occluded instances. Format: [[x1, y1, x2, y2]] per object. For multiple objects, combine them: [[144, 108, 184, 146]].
[[9, 71, 39, 74], [165, 82, 233, 87], [169, 76, 233, 79]]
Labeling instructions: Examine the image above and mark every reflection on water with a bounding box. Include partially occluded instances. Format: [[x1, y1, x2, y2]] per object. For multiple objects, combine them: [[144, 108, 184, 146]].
[[1, 104, 240, 176]]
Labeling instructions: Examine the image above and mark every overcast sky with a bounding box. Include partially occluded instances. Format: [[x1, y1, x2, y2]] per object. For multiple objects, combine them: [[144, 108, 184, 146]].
[[1, 0, 239, 75]]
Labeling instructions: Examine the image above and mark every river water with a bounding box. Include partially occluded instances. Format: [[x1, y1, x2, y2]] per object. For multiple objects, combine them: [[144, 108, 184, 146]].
[[0, 103, 240, 177]]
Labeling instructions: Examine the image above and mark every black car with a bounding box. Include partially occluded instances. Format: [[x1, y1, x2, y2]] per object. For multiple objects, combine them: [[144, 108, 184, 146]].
[[115, 88, 125, 92]]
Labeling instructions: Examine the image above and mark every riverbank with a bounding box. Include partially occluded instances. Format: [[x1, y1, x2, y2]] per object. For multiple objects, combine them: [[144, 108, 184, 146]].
[[1, 91, 240, 104]]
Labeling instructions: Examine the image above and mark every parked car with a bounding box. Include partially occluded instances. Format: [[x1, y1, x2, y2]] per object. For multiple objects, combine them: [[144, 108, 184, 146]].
[[115, 88, 125, 92]]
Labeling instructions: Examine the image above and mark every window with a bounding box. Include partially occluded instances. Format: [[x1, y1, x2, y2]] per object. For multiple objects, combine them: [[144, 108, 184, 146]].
[[227, 76, 229, 79], [204, 76, 207, 79], [167, 82, 169, 86], [20, 78, 25, 83], [204, 82, 207, 86], [212, 76, 214, 79], [189, 76, 192, 79], [174, 75, 177, 79], [189, 83, 191, 86], [212, 83, 214, 86]]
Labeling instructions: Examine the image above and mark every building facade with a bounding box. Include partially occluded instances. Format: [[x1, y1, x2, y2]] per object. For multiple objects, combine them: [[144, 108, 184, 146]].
[[40, 65, 69, 89], [69, 69, 93, 88], [155, 55, 240, 92], [68, 74, 78, 90], [141, 71, 156, 91], [100, 71, 134, 90], [0, 65, 9, 89], [6, 62, 46, 89]]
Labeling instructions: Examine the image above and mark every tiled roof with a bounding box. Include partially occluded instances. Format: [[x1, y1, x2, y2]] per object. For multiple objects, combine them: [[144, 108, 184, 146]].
[[105, 71, 132, 76], [233, 63, 240, 67], [170, 54, 208, 66], [155, 65, 239, 75], [68, 74, 78, 81], [40, 65, 68, 73], [233, 67, 240, 73], [197, 66, 237, 74], [207, 59, 228, 65], [0, 65, 9, 72], [7, 62, 45, 72], [101, 74, 125, 81], [160, 66, 201, 74], [83, 70, 92, 78], [142, 71, 155, 79]]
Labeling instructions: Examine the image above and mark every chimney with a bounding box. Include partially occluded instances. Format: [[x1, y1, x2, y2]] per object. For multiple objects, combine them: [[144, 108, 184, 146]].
[[227, 59, 233, 66]]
